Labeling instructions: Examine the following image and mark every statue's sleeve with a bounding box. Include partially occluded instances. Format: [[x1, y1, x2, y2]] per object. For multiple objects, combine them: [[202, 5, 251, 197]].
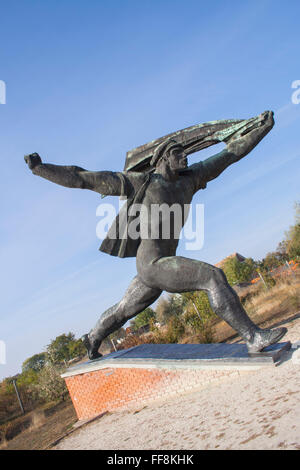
[[199, 149, 235, 182], [31, 161, 143, 198], [81, 170, 128, 196], [95, 171, 131, 197], [119, 171, 145, 197], [190, 147, 247, 188]]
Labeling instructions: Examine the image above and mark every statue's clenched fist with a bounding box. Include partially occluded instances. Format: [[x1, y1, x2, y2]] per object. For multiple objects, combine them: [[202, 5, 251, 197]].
[[24, 152, 42, 170], [258, 110, 274, 127]]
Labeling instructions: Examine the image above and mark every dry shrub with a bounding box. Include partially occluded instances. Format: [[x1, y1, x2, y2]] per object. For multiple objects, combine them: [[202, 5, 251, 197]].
[[118, 314, 214, 349], [235, 283, 264, 305], [183, 321, 215, 344], [151, 316, 185, 344], [117, 333, 155, 350], [1, 415, 32, 442], [118, 316, 186, 348], [243, 274, 300, 323]]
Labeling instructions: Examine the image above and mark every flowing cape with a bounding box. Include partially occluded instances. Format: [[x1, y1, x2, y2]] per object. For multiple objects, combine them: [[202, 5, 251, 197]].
[[100, 173, 151, 258]]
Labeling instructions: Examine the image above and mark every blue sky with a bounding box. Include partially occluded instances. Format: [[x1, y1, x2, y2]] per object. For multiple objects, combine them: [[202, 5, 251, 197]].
[[0, 0, 300, 380]]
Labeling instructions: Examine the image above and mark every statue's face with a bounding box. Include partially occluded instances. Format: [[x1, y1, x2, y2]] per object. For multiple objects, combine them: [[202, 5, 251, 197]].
[[167, 146, 188, 171]]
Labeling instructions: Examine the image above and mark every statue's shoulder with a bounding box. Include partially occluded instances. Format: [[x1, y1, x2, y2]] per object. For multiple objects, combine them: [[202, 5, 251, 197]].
[[122, 170, 149, 183], [179, 161, 204, 177], [180, 162, 207, 191], [121, 170, 150, 194]]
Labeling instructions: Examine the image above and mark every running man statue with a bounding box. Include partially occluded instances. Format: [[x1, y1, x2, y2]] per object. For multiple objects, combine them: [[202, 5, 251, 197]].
[[25, 110, 287, 359]]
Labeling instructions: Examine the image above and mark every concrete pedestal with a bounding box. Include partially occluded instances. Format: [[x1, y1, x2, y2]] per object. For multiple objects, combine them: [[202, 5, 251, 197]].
[[62, 342, 290, 421]]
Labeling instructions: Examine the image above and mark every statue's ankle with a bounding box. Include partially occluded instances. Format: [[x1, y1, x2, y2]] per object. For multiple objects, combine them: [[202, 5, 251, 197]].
[[81, 334, 102, 360], [243, 327, 260, 344]]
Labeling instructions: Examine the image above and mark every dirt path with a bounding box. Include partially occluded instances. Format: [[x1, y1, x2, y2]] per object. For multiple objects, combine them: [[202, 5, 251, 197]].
[[54, 316, 300, 450]]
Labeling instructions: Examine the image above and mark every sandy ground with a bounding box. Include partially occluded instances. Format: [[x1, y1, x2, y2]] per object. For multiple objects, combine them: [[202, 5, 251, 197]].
[[54, 316, 300, 450]]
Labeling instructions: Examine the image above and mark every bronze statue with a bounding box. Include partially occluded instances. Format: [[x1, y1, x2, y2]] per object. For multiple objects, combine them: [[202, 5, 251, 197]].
[[25, 110, 287, 359]]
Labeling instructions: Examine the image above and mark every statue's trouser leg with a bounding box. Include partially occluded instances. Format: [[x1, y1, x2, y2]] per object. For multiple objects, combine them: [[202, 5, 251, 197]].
[[137, 256, 258, 342], [88, 276, 162, 349]]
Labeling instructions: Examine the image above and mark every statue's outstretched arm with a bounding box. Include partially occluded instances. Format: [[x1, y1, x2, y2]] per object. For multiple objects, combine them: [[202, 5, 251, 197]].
[[202, 111, 274, 182], [24, 153, 123, 196]]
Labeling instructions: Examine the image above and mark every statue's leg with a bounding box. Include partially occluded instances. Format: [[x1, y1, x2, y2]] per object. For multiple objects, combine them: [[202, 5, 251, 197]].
[[82, 276, 161, 359], [137, 256, 286, 352]]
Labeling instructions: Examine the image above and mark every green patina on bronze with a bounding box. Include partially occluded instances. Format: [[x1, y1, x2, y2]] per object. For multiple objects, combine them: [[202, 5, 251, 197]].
[[124, 117, 257, 173]]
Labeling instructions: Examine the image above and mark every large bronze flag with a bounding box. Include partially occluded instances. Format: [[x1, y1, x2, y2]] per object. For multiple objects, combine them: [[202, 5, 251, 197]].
[[124, 116, 258, 172]]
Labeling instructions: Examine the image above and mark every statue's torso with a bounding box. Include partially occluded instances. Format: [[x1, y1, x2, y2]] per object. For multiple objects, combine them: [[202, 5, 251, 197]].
[[135, 173, 195, 260], [100, 166, 205, 259]]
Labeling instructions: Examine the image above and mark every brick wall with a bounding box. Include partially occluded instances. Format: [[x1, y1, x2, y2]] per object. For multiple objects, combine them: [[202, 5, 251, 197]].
[[64, 366, 251, 421]]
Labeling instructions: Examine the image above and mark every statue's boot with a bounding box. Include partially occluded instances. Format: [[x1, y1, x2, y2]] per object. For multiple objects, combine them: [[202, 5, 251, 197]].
[[209, 283, 287, 353], [81, 334, 102, 360], [246, 327, 287, 353], [81, 277, 162, 360], [81, 303, 121, 360]]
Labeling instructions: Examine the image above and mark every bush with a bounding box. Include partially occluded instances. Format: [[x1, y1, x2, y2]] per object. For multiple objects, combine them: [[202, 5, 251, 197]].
[[222, 257, 255, 285], [180, 291, 216, 343], [152, 316, 186, 344], [155, 294, 185, 324], [34, 364, 67, 402], [256, 268, 276, 289], [116, 333, 155, 350]]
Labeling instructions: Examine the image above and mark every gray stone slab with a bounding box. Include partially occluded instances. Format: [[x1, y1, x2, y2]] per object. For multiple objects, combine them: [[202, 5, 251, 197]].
[[62, 342, 291, 378], [102, 342, 291, 361]]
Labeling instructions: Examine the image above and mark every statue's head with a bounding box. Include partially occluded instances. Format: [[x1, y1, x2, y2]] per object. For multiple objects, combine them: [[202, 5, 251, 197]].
[[150, 139, 187, 172]]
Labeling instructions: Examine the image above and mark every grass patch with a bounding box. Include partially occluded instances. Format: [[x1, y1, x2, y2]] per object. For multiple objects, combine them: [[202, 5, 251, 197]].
[[0, 398, 77, 450]]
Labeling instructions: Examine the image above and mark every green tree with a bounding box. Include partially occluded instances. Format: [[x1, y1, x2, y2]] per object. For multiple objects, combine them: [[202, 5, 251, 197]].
[[47, 332, 85, 364], [33, 364, 67, 402], [130, 307, 156, 332], [222, 257, 255, 285], [262, 252, 284, 270], [286, 226, 300, 259], [22, 353, 47, 373], [67, 339, 86, 358], [17, 369, 39, 387]]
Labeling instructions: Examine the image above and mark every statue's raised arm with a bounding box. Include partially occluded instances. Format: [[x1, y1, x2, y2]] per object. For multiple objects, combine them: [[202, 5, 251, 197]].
[[201, 110, 274, 182], [24, 153, 124, 196]]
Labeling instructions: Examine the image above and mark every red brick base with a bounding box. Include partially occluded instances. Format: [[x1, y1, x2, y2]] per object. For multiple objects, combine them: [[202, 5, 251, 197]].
[[65, 366, 249, 421]]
